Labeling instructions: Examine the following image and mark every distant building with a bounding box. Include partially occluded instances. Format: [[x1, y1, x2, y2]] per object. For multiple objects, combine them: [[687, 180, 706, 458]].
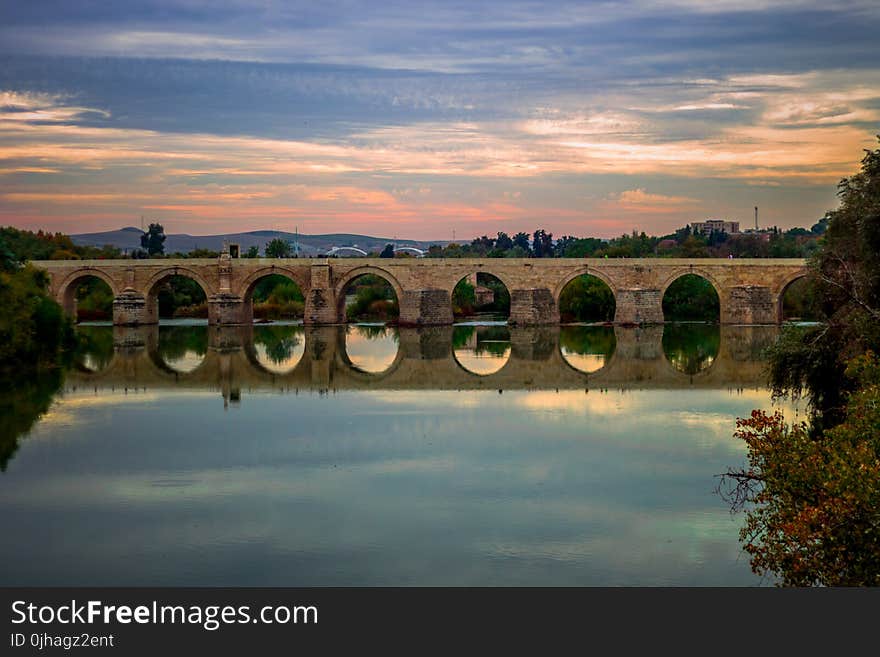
[[690, 219, 740, 235]]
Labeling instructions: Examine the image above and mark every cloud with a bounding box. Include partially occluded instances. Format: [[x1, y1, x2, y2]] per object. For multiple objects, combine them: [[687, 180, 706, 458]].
[[614, 189, 700, 207], [0, 2, 877, 237]]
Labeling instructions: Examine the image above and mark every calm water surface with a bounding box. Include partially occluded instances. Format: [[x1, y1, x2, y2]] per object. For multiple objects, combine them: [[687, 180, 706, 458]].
[[0, 322, 796, 585]]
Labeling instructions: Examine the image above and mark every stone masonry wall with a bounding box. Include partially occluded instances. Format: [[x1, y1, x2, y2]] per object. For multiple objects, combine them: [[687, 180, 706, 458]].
[[36, 257, 807, 327]]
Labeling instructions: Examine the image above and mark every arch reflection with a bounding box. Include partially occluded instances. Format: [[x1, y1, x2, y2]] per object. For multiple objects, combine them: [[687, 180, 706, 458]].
[[344, 325, 400, 374], [452, 325, 511, 376], [156, 325, 209, 373], [73, 325, 115, 373], [662, 323, 720, 375], [559, 326, 616, 374], [252, 325, 305, 374]]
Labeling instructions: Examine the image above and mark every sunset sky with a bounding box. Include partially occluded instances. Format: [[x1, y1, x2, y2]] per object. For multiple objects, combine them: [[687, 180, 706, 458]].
[[1, 1, 879, 240]]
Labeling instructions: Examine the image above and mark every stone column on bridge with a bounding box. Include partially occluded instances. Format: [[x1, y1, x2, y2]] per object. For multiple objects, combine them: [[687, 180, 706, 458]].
[[207, 252, 247, 325], [304, 263, 338, 324], [399, 289, 454, 326], [614, 288, 664, 325], [723, 285, 776, 324], [509, 288, 559, 325]]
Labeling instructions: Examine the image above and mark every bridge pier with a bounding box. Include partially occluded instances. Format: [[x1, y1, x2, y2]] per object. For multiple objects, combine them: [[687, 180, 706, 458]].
[[509, 288, 559, 325], [112, 289, 150, 325], [207, 294, 248, 325], [304, 263, 338, 324], [723, 285, 776, 324], [614, 288, 664, 325], [399, 289, 454, 326]]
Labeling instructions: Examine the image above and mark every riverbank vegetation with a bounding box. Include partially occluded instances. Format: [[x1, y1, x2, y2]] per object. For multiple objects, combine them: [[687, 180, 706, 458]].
[[0, 260, 76, 373], [0, 240, 78, 469], [662, 274, 720, 321], [251, 275, 304, 320], [451, 274, 510, 318], [558, 275, 615, 322], [345, 275, 399, 322], [722, 140, 880, 586]]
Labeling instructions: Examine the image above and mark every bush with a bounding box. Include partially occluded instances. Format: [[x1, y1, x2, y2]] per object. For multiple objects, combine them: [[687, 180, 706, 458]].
[[0, 265, 75, 372]]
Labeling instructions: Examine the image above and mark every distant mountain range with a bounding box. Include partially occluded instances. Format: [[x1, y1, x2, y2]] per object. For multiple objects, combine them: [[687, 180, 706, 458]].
[[71, 227, 448, 255]]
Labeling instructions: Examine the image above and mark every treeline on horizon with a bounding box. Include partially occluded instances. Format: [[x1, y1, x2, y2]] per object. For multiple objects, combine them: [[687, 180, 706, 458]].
[[0, 217, 827, 264], [0, 220, 821, 324]]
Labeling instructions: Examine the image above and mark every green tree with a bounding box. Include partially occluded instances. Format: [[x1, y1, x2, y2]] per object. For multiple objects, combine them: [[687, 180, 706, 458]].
[[558, 275, 615, 322], [662, 274, 719, 321], [0, 265, 75, 372], [495, 232, 513, 250], [722, 140, 880, 586], [188, 248, 219, 258], [532, 229, 554, 258], [265, 238, 292, 258], [512, 232, 531, 254], [140, 223, 166, 256], [452, 279, 477, 316], [764, 139, 880, 426], [245, 245, 260, 258], [380, 244, 395, 258]]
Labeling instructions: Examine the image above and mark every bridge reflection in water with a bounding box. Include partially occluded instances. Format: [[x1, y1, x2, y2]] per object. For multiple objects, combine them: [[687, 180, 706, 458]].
[[69, 323, 780, 405]]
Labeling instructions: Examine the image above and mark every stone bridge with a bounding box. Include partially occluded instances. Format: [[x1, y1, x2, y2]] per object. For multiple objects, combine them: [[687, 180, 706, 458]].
[[66, 325, 778, 400], [35, 255, 808, 326]]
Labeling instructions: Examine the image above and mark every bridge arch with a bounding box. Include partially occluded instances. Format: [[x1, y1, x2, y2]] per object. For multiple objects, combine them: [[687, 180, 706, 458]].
[[777, 271, 813, 323], [659, 269, 723, 322], [554, 270, 617, 323], [334, 266, 404, 323], [239, 267, 308, 322], [56, 269, 120, 318], [451, 271, 512, 320], [144, 267, 214, 323], [553, 267, 617, 308]]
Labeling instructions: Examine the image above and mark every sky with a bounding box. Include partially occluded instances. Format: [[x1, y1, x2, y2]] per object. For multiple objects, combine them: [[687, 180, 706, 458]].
[[0, 1, 878, 240]]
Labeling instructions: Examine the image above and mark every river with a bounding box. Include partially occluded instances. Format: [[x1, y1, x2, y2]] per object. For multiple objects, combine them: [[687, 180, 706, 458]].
[[0, 321, 800, 585]]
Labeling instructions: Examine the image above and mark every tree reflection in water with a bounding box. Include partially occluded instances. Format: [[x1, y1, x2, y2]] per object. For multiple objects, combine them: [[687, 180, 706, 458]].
[[345, 324, 399, 373], [453, 325, 511, 375], [559, 326, 616, 374], [0, 369, 65, 471], [252, 325, 304, 373], [157, 325, 208, 373], [662, 323, 721, 375], [74, 325, 115, 372]]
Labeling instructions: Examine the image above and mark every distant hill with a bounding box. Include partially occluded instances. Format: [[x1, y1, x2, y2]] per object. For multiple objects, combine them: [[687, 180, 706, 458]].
[[71, 227, 449, 256]]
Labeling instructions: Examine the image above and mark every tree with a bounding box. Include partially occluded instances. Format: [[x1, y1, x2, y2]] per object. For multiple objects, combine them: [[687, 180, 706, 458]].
[[244, 245, 260, 258], [512, 232, 531, 254], [722, 139, 880, 585], [379, 244, 395, 258], [495, 232, 513, 250], [532, 229, 554, 258], [140, 223, 166, 256], [721, 353, 880, 586], [265, 238, 292, 258], [764, 139, 880, 426], [558, 275, 615, 321]]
